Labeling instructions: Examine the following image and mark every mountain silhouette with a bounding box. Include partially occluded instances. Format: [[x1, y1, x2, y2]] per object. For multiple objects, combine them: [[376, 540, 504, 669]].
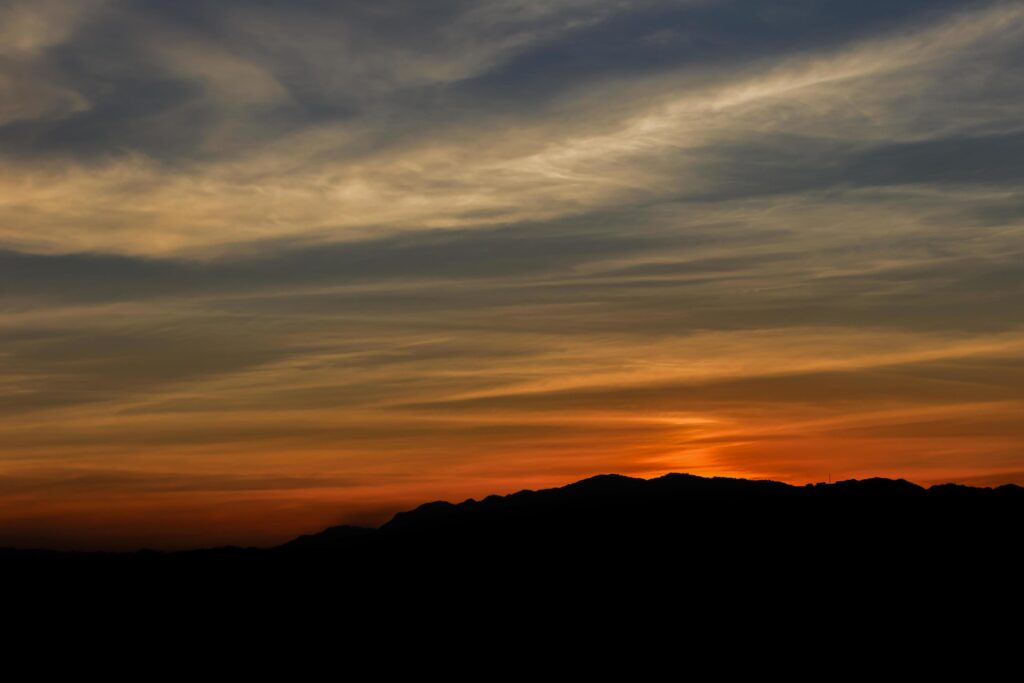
[[4, 472, 1022, 610], [6, 472, 1023, 556], [268, 473, 1023, 564]]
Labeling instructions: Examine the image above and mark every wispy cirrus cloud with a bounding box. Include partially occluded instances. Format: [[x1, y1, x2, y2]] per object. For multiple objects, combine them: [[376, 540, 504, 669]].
[[1, 0, 1022, 549]]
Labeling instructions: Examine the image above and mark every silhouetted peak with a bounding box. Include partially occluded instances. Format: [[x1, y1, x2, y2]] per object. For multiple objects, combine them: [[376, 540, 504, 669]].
[[652, 472, 706, 484], [278, 524, 374, 551], [562, 473, 644, 494], [827, 477, 924, 496], [379, 499, 459, 533], [926, 482, 991, 500]]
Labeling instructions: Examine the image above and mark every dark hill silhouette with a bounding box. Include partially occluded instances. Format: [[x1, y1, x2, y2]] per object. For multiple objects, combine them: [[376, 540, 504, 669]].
[[6, 472, 1020, 560], [5, 472, 1017, 650], [4, 472, 1022, 610], [268, 473, 1023, 565]]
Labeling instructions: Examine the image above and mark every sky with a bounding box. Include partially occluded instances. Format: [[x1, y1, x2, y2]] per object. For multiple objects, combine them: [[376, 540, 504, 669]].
[[2, 0, 1023, 550]]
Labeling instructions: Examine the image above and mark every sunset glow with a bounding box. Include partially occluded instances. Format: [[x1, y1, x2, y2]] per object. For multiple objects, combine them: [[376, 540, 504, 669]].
[[2, 0, 1023, 549]]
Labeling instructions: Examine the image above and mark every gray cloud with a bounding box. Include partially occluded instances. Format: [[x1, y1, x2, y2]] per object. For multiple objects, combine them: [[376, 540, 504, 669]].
[[0, 215, 662, 301], [0, 0, 1009, 163], [1, 0, 1023, 548], [396, 355, 1024, 413]]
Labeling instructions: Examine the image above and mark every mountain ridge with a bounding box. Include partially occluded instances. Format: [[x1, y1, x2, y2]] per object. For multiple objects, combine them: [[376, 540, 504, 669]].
[[3, 471, 1022, 558]]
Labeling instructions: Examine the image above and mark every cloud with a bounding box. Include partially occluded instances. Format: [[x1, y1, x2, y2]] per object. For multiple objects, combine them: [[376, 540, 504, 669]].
[[1, 0, 1022, 548], [0, 1, 1020, 255]]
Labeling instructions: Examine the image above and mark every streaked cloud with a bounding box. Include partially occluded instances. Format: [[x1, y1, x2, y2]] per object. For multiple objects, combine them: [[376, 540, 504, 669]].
[[1, 0, 1021, 549]]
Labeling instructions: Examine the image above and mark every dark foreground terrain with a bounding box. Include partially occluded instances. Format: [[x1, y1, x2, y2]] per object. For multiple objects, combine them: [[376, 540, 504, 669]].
[[5, 473, 1022, 592], [9, 472, 1018, 648], [6, 472, 1024, 651]]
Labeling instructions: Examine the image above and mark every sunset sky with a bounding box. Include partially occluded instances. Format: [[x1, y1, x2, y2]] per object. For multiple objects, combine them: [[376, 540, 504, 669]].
[[2, 0, 1023, 550]]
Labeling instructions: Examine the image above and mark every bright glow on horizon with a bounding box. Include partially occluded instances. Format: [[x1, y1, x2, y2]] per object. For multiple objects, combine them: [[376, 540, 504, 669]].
[[1, 0, 1022, 550]]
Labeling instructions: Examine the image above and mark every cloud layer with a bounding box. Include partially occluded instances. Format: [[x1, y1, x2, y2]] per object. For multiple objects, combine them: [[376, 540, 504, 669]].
[[1, 0, 1022, 549]]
